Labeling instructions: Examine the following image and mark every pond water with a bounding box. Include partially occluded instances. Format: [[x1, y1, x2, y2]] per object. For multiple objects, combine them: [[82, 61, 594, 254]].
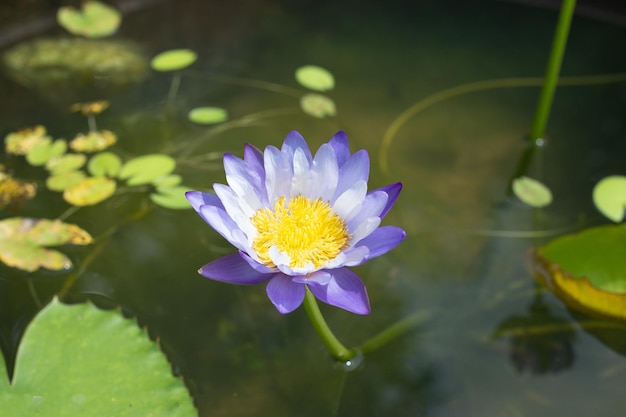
[[1, 0, 626, 416]]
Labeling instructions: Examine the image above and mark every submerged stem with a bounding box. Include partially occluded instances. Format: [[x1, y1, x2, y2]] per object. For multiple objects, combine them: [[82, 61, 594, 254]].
[[358, 310, 431, 355], [303, 287, 355, 362], [168, 72, 182, 102]]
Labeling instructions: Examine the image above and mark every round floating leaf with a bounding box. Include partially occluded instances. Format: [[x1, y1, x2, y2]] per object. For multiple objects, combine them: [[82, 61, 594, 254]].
[[46, 170, 86, 192], [70, 130, 117, 153], [150, 49, 197, 72], [4, 125, 51, 155], [88, 151, 122, 177], [63, 176, 116, 206], [532, 224, 626, 320], [188, 107, 228, 125], [0, 175, 37, 211], [295, 65, 335, 91], [45, 153, 86, 174], [118, 154, 176, 186], [0, 217, 92, 272], [0, 299, 196, 416], [70, 100, 110, 116], [152, 174, 182, 188], [512, 176, 552, 208], [25, 138, 54, 166], [150, 186, 192, 209], [57, 0, 121, 38], [593, 175, 626, 223], [300, 93, 336, 118]]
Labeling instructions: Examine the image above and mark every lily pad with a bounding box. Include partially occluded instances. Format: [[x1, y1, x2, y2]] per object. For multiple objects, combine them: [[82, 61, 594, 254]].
[[46, 170, 86, 192], [300, 93, 336, 118], [188, 107, 228, 125], [63, 176, 116, 206], [88, 151, 122, 177], [0, 217, 92, 272], [70, 130, 117, 153], [295, 65, 335, 91], [45, 153, 86, 174], [152, 174, 182, 188], [4, 126, 51, 155], [532, 224, 626, 320], [57, 1, 121, 38], [0, 298, 196, 416], [150, 186, 192, 209], [593, 175, 626, 223], [0, 175, 37, 211], [70, 100, 110, 116], [512, 176, 552, 208], [118, 154, 176, 186], [150, 49, 197, 72], [26, 139, 67, 166]]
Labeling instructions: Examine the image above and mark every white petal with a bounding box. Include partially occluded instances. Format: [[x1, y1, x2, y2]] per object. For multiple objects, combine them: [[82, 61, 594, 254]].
[[332, 180, 367, 219], [214, 184, 256, 237], [308, 144, 338, 201], [264, 146, 292, 203], [346, 190, 388, 232], [350, 217, 381, 244], [290, 147, 311, 196]]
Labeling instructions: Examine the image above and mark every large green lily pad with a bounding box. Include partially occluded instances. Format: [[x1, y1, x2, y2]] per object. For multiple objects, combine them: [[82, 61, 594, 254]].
[[87, 151, 122, 177], [0, 217, 92, 272], [0, 298, 196, 416], [532, 224, 626, 321], [593, 175, 626, 223], [57, 0, 121, 38], [119, 154, 176, 186], [150, 185, 192, 209]]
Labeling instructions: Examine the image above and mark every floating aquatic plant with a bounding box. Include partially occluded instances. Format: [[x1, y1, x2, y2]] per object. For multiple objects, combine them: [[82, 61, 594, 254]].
[[150, 49, 198, 101], [592, 175, 626, 223], [300, 93, 337, 118], [57, 0, 121, 38], [70, 130, 117, 152], [0, 170, 37, 211], [295, 65, 335, 91], [512, 176, 553, 208], [187, 107, 228, 125], [4, 125, 51, 155]]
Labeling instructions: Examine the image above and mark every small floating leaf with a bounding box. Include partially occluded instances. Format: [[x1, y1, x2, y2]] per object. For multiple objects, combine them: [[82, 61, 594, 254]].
[[0, 299, 196, 416], [0, 174, 37, 211], [188, 107, 228, 125], [0, 217, 92, 272], [70, 130, 117, 153], [45, 153, 86, 174], [512, 176, 552, 208], [26, 139, 67, 166], [150, 49, 197, 72], [532, 224, 626, 320], [150, 186, 192, 209], [88, 151, 122, 177], [63, 176, 116, 206], [300, 93, 336, 118], [118, 154, 176, 186], [592, 175, 626, 223], [57, 0, 121, 38], [46, 170, 86, 191], [295, 65, 335, 91], [70, 100, 110, 116], [152, 174, 182, 188], [4, 125, 51, 155]]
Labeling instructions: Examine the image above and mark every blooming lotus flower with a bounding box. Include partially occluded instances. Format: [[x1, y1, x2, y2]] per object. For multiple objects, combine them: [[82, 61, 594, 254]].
[[186, 131, 405, 314]]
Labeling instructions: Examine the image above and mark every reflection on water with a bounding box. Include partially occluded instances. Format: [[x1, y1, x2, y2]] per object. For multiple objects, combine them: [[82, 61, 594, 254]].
[[1, 0, 626, 416]]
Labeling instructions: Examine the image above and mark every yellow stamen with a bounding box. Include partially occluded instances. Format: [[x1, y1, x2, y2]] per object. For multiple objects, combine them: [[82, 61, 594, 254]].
[[251, 195, 350, 269]]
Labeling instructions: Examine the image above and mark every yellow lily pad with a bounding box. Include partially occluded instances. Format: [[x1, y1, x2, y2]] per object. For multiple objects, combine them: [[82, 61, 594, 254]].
[[57, 1, 121, 38], [63, 176, 116, 206], [70, 130, 117, 153], [70, 100, 110, 116], [4, 125, 51, 155], [0, 174, 37, 211]]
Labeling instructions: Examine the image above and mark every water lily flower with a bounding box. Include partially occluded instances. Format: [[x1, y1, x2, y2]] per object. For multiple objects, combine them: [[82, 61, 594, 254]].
[[186, 131, 405, 314]]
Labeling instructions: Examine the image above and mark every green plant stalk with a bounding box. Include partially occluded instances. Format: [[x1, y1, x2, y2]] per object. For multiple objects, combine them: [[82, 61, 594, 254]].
[[358, 310, 431, 355], [303, 286, 355, 361]]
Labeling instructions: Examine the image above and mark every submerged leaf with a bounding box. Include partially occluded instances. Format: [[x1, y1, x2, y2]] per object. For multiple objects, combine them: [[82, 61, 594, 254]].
[[63, 176, 116, 206], [88, 151, 122, 177], [188, 107, 228, 125], [295, 65, 335, 91], [57, 0, 121, 38], [513, 176, 552, 208], [593, 175, 626, 223], [70, 130, 117, 153], [300, 93, 336, 118], [4, 125, 51, 155], [150, 49, 197, 72], [118, 154, 176, 185], [150, 185, 192, 209], [532, 224, 626, 320], [0, 299, 196, 416]]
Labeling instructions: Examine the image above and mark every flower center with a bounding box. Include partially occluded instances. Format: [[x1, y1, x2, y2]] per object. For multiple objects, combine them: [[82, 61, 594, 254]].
[[251, 195, 350, 269]]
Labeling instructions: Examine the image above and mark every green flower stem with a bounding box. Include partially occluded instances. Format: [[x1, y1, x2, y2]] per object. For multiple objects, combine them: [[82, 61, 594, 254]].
[[303, 286, 355, 362], [357, 310, 431, 355]]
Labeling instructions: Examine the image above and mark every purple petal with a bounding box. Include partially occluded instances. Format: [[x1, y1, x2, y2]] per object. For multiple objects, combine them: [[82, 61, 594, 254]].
[[223, 153, 267, 206], [198, 204, 246, 250], [308, 268, 370, 314], [186, 191, 223, 213], [243, 143, 264, 170], [373, 182, 402, 218], [328, 131, 351, 166], [292, 270, 332, 285], [354, 226, 406, 259], [266, 275, 306, 314], [199, 253, 273, 284], [239, 251, 277, 274], [308, 143, 338, 200], [333, 150, 370, 202], [281, 130, 312, 164], [264, 145, 292, 203]]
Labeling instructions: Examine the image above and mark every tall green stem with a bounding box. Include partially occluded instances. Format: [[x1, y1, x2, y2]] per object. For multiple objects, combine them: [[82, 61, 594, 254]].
[[302, 287, 355, 362]]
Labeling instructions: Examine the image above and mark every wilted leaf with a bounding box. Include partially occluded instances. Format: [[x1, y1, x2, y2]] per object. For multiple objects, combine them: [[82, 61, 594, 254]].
[[150, 49, 197, 72], [63, 176, 116, 206], [0, 174, 37, 211], [513, 176, 552, 208], [88, 151, 122, 177], [70, 100, 110, 116], [57, 0, 121, 38], [46, 170, 86, 191], [295, 65, 335, 91], [0, 217, 92, 272], [150, 185, 192, 209], [300, 93, 336, 118], [70, 130, 117, 153], [0, 299, 196, 416], [531, 224, 626, 321], [45, 153, 86, 174], [4, 125, 51, 155], [118, 154, 176, 186], [188, 107, 228, 125], [593, 175, 626, 223]]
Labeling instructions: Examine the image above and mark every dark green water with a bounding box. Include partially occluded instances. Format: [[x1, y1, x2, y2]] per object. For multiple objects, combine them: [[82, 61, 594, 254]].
[[2, 1, 626, 416]]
